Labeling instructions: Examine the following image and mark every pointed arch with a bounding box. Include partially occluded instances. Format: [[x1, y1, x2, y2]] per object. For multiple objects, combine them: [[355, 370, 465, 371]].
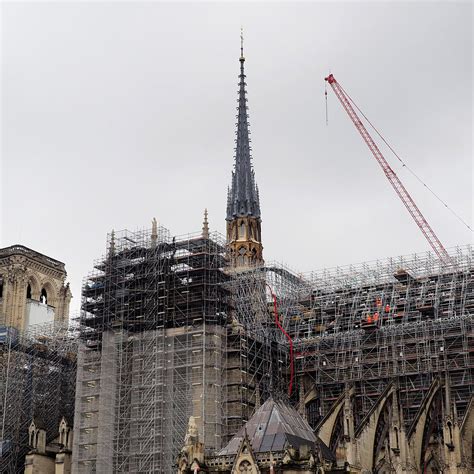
[[306, 397, 321, 429], [27, 274, 41, 300], [304, 385, 320, 428], [237, 246, 247, 266], [238, 221, 246, 239], [423, 452, 443, 473], [231, 435, 260, 474], [40, 280, 58, 307]]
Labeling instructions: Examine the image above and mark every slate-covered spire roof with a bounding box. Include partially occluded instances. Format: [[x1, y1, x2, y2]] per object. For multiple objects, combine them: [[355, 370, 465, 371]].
[[226, 35, 261, 221]]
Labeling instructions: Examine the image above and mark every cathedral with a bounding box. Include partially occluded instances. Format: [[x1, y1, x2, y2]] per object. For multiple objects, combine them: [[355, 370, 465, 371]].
[[175, 40, 474, 474], [0, 39, 472, 474]]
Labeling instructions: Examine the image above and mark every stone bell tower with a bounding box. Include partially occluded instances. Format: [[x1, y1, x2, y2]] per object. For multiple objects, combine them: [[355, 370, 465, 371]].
[[0, 245, 71, 331], [226, 34, 263, 268]]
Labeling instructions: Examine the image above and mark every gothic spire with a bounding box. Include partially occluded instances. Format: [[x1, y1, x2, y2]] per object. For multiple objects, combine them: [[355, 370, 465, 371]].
[[226, 32, 261, 221]]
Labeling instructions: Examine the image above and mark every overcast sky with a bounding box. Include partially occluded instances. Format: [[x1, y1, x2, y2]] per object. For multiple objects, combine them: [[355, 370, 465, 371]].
[[1, 1, 472, 313]]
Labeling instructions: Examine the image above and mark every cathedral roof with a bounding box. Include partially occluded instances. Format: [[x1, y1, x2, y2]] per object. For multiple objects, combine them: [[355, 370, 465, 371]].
[[226, 38, 261, 221], [218, 398, 329, 456]]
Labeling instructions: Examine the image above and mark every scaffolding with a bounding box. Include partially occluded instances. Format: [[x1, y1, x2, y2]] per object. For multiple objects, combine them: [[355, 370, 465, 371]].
[[0, 321, 77, 474], [74, 222, 313, 471], [73, 226, 231, 473], [73, 228, 473, 472], [223, 262, 308, 443], [222, 245, 473, 439], [293, 245, 474, 431]]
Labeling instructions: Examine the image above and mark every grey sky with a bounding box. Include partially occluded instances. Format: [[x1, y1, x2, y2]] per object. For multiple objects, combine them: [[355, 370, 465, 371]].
[[1, 2, 472, 313]]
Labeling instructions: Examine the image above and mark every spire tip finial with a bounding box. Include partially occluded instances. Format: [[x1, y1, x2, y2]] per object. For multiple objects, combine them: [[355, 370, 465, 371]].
[[202, 208, 209, 239], [109, 229, 116, 257], [151, 217, 158, 247], [240, 27, 244, 61]]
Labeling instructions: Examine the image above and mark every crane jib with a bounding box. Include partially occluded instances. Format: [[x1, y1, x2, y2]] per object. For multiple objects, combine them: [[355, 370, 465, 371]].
[[324, 73, 451, 264]]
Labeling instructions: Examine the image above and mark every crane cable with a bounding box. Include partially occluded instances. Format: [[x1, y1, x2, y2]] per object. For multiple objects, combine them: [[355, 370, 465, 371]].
[[325, 82, 329, 126], [334, 82, 473, 233]]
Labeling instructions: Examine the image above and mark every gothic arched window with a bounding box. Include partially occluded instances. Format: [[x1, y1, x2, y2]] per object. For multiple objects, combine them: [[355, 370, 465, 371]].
[[306, 398, 321, 428], [237, 247, 247, 266], [239, 222, 246, 239], [40, 288, 48, 305]]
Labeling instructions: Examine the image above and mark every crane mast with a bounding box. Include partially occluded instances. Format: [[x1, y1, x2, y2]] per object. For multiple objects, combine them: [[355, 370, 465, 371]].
[[324, 74, 451, 263]]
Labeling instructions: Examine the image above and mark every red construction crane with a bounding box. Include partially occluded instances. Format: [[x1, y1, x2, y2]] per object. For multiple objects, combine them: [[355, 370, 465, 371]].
[[324, 73, 451, 264]]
